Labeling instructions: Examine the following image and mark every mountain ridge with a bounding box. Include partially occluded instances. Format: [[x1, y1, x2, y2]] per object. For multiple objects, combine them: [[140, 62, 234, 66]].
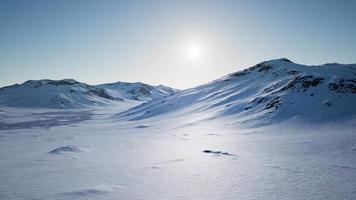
[[0, 79, 177, 109], [116, 58, 356, 126]]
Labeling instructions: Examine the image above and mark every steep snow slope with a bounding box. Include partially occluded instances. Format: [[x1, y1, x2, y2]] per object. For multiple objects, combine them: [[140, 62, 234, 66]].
[[98, 82, 177, 101], [117, 58, 356, 125], [0, 79, 121, 109]]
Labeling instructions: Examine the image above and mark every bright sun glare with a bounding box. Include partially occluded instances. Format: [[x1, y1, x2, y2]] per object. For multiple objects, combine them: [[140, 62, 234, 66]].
[[187, 45, 201, 59]]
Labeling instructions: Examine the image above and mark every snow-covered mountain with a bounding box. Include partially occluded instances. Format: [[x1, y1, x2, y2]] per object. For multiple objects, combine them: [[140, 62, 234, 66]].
[[0, 79, 122, 109], [0, 79, 177, 109], [98, 81, 177, 101], [117, 58, 356, 125]]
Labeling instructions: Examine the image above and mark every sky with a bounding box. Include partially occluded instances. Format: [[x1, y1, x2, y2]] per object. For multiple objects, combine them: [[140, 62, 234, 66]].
[[0, 0, 356, 89]]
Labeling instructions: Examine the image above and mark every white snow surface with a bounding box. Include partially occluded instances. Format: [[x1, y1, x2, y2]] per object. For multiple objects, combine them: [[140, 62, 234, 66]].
[[0, 104, 356, 200], [0, 58, 356, 200]]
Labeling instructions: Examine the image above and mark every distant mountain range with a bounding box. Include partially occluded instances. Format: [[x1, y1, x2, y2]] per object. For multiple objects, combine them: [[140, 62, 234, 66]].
[[1, 58, 355, 125], [0, 79, 177, 109], [98, 81, 177, 101]]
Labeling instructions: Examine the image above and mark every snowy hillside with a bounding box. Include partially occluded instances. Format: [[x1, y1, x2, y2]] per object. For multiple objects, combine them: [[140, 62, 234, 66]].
[[0, 79, 177, 109], [98, 81, 177, 101], [117, 58, 356, 125], [0, 79, 122, 109]]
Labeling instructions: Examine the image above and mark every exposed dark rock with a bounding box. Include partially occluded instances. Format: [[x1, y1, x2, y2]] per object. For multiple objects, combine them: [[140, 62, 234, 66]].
[[263, 83, 279, 93], [86, 87, 116, 100], [127, 86, 152, 98], [312, 78, 324, 86], [287, 70, 299, 75], [257, 63, 272, 72], [232, 70, 249, 77], [253, 96, 268, 104], [329, 79, 356, 93], [302, 80, 312, 88], [202, 150, 236, 156], [280, 75, 324, 92], [279, 58, 293, 63], [265, 96, 281, 110], [246, 62, 273, 73], [47, 79, 79, 86]]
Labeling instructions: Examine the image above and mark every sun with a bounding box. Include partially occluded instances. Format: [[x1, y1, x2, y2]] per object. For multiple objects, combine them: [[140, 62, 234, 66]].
[[187, 45, 201, 59]]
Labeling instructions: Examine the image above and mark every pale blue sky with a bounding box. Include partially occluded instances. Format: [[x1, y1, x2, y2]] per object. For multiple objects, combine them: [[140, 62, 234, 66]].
[[1, 0, 356, 89]]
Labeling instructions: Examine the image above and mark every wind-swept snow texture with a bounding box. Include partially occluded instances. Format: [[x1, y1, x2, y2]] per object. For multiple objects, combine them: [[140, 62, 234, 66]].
[[0, 105, 356, 200], [118, 58, 356, 126]]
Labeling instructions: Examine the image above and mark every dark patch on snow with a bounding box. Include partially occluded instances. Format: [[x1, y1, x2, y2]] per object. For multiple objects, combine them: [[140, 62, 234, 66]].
[[264, 96, 281, 110], [280, 75, 324, 92], [253, 96, 269, 104], [127, 85, 153, 99], [329, 79, 356, 93], [239, 61, 273, 74], [202, 150, 236, 156], [262, 83, 280, 93], [47, 79, 79, 86], [287, 70, 299, 75], [85, 86, 121, 101], [278, 58, 293, 63], [257, 63, 272, 72], [332, 165, 356, 171], [232, 70, 249, 77], [61, 188, 111, 197], [323, 101, 333, 107], [135, 125, 149, 128], [49, 145, 83, 154], [311, 78, 324, 86]]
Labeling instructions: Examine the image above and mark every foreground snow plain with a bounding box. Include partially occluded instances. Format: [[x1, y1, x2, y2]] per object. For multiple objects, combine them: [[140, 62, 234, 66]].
[[1, 102, 356, 200]]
